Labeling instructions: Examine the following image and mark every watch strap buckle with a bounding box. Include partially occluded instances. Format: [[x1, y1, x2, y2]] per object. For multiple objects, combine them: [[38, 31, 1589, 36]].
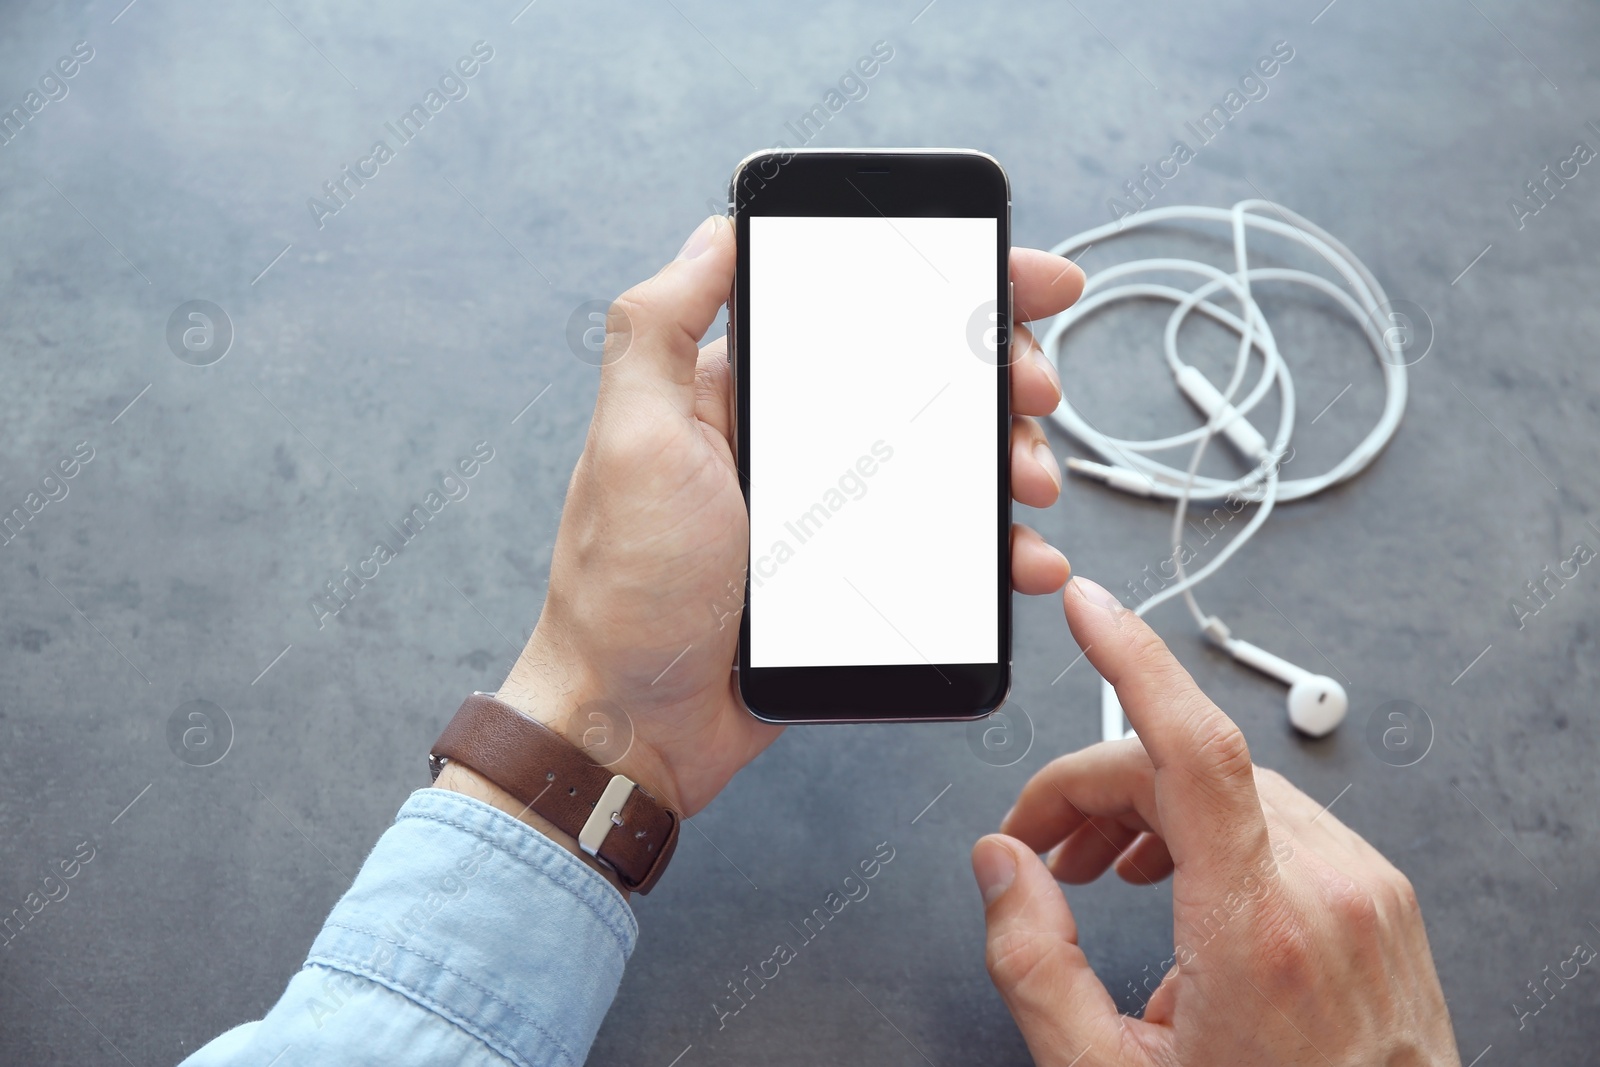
[[578, 774, 637, 857]]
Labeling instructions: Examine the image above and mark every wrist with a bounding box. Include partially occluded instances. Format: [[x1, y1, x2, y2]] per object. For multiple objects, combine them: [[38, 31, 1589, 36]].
[[497, 635, 685, 815]]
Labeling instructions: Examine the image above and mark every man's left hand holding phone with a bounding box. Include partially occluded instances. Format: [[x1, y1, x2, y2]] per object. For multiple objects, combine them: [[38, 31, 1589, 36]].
[[436, 210, 1085, 892]]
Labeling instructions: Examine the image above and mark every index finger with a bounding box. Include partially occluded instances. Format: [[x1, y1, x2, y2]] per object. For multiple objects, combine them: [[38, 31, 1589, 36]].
[[1060, 577, 1273, 884], [1011, 247, 1085, 324]]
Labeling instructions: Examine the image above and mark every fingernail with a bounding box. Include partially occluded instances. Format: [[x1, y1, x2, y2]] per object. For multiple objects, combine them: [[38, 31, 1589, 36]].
[[973, 837, 1016, 906], [999, 804, 1017, 833], [1032, 344, 1061, 397], [1034, 441, 1061, 491], [1071, 576, 1121, 614], [676, 215, 722, 260]]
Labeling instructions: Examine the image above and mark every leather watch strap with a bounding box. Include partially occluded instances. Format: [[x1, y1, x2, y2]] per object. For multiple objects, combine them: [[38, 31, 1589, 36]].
[[429, 693, 680, 894]]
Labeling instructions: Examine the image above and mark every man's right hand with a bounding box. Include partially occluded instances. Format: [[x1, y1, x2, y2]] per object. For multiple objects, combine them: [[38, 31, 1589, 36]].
[[971, 576, 1461, 1066]]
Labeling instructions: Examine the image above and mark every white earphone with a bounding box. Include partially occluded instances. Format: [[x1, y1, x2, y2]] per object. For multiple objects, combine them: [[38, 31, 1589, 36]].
[[1101, 625, 1349, 741], [1041, 201, 1407, 742], [1210, 625, 1348, 738]]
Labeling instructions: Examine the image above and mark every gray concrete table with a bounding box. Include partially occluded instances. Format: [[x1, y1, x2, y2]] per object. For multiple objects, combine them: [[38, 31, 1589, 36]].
[[2, 1, 1596, 1064]]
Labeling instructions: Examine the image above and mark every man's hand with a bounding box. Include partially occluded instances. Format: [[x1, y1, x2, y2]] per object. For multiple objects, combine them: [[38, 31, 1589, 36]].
[[495, 215, 1087, 817], [972, 576, 1461, 1066]]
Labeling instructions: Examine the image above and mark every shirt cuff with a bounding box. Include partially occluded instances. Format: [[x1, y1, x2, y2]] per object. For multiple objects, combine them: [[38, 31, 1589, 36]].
[[305, 787, 638, 1067]]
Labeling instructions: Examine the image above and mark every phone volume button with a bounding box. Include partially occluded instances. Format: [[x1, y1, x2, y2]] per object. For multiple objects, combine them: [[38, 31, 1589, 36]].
[[1007, 280, 1015, 355]]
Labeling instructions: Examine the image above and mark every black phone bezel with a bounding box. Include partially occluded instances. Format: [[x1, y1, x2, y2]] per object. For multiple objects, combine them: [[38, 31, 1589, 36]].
[[730, 149, 1012, 724]]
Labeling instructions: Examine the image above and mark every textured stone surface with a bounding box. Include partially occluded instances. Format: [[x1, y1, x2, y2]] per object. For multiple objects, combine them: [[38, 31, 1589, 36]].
[[1, 1, 1596, 1063]]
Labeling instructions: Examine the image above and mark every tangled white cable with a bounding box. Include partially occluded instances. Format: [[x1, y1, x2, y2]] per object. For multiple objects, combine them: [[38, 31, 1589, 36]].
[[1037, 200, 1409, 742]]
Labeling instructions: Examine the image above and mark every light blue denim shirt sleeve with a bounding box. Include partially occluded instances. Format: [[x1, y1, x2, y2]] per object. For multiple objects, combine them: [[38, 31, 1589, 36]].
[[179, 787, 637, 1067]]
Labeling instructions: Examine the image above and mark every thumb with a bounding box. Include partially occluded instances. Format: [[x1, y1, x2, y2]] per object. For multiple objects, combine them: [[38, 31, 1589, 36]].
[[601, 214, 734, 402], [973, 835, 1139, 1066]]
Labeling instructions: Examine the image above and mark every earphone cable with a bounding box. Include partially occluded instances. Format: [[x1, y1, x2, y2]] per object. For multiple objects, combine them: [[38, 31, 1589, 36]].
[[1036, 201, 1408, 739]]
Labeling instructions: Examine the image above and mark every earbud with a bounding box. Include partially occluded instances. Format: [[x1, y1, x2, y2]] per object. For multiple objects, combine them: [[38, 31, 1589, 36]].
[[1220, 636, 1348, 738], [1098, 621, 1349, 743], [1285, 674, 1349, 738]]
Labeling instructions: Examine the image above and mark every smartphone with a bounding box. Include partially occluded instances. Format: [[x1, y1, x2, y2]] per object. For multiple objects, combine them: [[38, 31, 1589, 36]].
[[730, 148, 1012, 723]]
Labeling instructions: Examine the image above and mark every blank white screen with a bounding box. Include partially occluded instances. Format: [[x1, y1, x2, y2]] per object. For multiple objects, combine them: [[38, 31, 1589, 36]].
[[749, 215, 998, 668]]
